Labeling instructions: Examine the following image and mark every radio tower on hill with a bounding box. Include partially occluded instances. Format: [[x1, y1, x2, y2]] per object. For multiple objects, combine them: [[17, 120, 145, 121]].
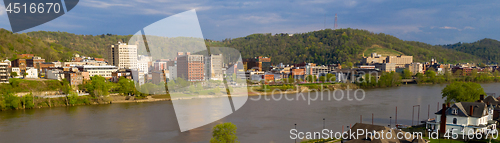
[[334, 13, 338, 29]]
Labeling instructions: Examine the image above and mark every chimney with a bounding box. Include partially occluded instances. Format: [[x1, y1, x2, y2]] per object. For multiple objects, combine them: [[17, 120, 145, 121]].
[[470, 106, 474, 116], [440, 104, 447, 134], [447, 102, 450, 108], [480, 94, 485, 101]]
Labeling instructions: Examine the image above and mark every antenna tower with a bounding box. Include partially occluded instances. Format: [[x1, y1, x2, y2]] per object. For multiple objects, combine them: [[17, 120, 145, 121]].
[[334, 13, 338, 29]]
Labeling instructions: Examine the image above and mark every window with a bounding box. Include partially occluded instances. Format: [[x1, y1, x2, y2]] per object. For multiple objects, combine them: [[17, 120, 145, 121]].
[[452, 108, 458, 114], [453, 118, 457, 124]]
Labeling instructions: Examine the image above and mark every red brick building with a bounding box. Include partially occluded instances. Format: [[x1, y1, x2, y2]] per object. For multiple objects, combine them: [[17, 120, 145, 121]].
[[26, 57, 46, 70], [177, 53, 205, 82], [11, 59, 27, 71]]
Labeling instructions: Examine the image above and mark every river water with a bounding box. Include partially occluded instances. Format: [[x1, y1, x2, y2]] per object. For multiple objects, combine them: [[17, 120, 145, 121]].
[[1, 83, 500, 142]]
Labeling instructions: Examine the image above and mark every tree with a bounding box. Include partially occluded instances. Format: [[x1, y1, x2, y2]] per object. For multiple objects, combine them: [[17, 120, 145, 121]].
[[402, 69, 412, 79], [425, 69, 436, 83], [118, 77, 136, 96], [210, 122, 239, 143], [326, 73, 336, 82], [62, 80, 72, 94], [84, 75, 111, 97], [442, 81, 485, 103], [319, 76, 327, 83], [305, 75, 317, 83], [10, 72, 18, 78], [21, 92, 34, 109], [213, 87, 221, 95], [415, 73, 425, 84], [67, 91, 78, 105], [443, 68, 453, 82]]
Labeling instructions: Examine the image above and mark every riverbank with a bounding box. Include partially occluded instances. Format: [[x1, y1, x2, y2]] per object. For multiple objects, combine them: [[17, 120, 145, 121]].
[[0, 83, 361, 111]]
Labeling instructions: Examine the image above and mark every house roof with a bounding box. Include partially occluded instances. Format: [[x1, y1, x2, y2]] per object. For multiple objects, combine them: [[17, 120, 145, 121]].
[[484, 96, 500, 105], [435, 102, 488, 118]]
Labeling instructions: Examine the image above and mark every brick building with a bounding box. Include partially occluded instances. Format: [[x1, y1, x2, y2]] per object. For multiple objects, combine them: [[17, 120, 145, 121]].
[[177, 52, 205, 82]]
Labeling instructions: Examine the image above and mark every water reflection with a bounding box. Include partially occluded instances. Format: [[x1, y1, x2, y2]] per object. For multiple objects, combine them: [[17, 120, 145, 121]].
[[0, 83, 499, 142]]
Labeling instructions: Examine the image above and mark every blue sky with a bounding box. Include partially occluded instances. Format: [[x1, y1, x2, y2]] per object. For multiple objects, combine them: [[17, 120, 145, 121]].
[[0, 0, 499, 45]]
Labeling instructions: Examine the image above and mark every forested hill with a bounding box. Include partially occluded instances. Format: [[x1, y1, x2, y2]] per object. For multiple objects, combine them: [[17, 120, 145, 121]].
[[441, 38, 500, 64], [209, 28, 482, 65], [0, 28, 492, 65], [26, 31, 132, 59], [0, 29, 75, 62]]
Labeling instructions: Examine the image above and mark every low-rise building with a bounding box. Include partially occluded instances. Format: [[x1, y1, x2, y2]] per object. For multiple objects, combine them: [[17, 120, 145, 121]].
[[11, 59, 27, 71], [0, 63, 8, 83], [10, 67, 20, 78], [132, 69, 146, 85], [111, 69, 132, 82], [291, 68, 305, 80], [375, 63, 396, 72], [25, 67, 38, 78], [65, 72, 89, 86], [152, 70, 169, 84], [406, 63, 424, 75], [45, 69, 65, 81], [77, 65, 118, 78]]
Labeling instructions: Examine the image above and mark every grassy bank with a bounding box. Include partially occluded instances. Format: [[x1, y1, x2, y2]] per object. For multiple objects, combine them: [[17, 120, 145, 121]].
[[0, 78, 66, 93]]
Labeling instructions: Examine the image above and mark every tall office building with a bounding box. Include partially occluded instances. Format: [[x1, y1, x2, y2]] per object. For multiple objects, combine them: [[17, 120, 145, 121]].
[[177, 52, 204, 82], [108, 42, 138, 69], [205, 54, 224, 81]]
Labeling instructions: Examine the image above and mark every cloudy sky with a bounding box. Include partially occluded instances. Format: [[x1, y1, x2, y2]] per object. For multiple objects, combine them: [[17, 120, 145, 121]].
[[0, 0, 499, 44]]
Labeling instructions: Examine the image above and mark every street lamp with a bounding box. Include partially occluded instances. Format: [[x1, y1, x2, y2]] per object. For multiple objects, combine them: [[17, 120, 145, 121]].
[[323, 118, 325, 129], [295, 124, 297, 143], [390, 116, 392, 128]]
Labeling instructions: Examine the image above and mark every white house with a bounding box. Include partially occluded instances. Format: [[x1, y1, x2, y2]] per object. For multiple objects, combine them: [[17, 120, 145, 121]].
[[427, 101, 496, 135], [11, 67, 21, 78], [25, 67, 38, 78]]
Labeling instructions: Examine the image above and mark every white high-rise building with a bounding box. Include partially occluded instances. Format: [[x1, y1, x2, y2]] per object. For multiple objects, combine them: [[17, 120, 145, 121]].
[[168, 66, 177, 80], [108, 42, 138, 69], [137, 55, 151, 72], [205, 54, 224, 81]]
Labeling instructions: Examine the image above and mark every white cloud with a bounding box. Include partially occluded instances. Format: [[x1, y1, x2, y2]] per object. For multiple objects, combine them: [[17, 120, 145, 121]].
[[80, 0, 132, 8], [463, 26, 475, 30], [438, 26, 474, 31], [344, 0, 358, 7], [439, 26, 458, 30], [0, 4, 4, 16], [239, 13, 285, 24]]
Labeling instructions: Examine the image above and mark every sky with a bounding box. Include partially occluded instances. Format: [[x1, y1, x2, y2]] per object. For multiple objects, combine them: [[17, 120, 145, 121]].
[[1, 0, 500, 45]]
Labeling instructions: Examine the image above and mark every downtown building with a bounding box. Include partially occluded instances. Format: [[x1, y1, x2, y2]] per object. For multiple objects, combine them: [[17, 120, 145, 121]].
[[177, 52, 204, 82], [0, 62, 8, 83], [205, 54, 224, 81], [108, 42, 138, 69]]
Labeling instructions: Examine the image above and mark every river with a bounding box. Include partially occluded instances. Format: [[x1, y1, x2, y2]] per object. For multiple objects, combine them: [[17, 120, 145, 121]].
[[1, 83, 500, 142]]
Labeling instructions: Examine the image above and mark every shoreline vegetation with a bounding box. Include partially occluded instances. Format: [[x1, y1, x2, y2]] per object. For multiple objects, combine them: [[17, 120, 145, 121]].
[[0, 69, 499, 111]]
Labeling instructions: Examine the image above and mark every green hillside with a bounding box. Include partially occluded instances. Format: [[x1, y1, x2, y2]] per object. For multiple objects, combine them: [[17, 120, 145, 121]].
[[0, 28, 491, 65], [441, 38, 500, 64], [0, 29, 75, 62], [25, 31, 132, 59], [210, 28, 482, 65], [363, 45, 403, 57]]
